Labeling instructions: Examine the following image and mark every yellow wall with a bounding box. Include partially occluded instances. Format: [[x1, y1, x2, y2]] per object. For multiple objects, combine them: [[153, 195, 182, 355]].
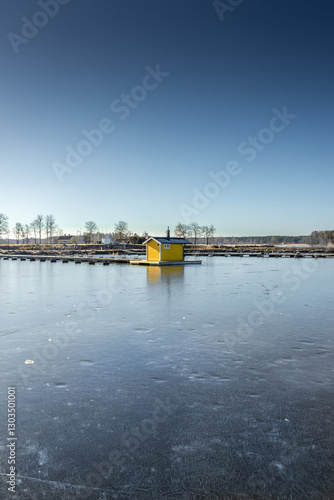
[[147, 240, 160, 261], [161, 243, 183, 261], [146, 240, 184, 261]]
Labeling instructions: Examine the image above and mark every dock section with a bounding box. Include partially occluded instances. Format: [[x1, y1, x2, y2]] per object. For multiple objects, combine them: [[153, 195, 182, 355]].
[[0, 255, 130, 265], [129, 259, 202, 266], [1, 250, 333, 265]]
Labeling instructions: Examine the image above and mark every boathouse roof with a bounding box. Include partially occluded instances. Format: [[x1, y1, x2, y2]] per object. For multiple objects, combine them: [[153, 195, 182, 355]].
[[143, 237, 191, 245]]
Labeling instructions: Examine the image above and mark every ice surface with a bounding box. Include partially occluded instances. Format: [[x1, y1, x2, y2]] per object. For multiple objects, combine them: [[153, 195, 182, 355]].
[[0, 257, 334, 499]]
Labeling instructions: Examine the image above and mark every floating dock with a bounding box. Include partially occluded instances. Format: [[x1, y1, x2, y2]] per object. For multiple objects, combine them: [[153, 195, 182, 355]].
[[129, 259, 202, 266], [0, 252, 333, 265], [0, 255, 130, 265]]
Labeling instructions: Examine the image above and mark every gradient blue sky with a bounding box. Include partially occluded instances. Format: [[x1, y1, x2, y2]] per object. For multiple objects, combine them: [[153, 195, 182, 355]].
[[1, 0, 333, 237]]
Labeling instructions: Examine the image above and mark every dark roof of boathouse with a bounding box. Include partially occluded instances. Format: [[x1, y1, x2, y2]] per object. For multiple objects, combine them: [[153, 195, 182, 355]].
[[143, 237, 191, 245]]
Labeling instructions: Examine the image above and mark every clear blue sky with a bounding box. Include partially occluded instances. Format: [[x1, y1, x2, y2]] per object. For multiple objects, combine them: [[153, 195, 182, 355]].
[[1, 0, 333, 237]]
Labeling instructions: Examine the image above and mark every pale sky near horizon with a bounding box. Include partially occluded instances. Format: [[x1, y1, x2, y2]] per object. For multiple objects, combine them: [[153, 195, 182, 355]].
[[1, 0, 333, 237]]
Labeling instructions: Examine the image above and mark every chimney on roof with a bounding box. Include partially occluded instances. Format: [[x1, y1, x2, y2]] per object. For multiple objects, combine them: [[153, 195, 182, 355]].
[[166, 226, 170, 240]]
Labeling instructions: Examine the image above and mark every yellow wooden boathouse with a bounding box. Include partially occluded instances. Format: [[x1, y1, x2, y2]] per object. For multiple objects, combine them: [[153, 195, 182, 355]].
[[142, 226, 189, 263], [144, 235, 190, 262], [130, 228, 201, 266]]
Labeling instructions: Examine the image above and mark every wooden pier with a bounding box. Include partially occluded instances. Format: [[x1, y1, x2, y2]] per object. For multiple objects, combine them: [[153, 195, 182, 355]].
[[0, 251, 333, 265], [0, 255, 130, 265]]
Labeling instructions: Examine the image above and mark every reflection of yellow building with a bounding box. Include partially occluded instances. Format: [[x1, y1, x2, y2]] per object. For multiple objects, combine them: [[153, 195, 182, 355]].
[[147, 266, 184, 284]]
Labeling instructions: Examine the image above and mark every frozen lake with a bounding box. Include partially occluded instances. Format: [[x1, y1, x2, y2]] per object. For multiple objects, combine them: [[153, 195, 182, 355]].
[[1, 257, 334, 499]]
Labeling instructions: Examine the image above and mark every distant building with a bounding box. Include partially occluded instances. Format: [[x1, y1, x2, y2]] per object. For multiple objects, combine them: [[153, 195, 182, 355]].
[[56, 235, 77, 245], [104, 234, 111, 245]]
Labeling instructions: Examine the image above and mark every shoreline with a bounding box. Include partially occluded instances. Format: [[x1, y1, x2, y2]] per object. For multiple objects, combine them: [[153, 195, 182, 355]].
[[1, 243, 334, 255], [1, 243, 334, 261]]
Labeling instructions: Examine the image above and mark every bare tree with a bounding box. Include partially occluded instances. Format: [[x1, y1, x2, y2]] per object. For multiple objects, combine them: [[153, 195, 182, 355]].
[[189, 222, 202, 244], [33, 215, 44, 243], [30, 220, 38, 244], [45, 215, 57, 243], [83, 233, 91, 244], [24, 224, 31, 244], [20, 225, 26, 244], [209, 224, 216, 243], [174, 223, 190, 238], [202, 225, 216, 245], [13, 223, 23, 244], [0, 213, 9, 239], [84, 221, 98, 244], [114, 221, 129, 240]]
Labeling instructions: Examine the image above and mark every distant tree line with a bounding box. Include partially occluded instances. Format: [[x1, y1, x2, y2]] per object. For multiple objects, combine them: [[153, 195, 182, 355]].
[[0, 213, 58, 244], [214, 235, 306, 245], [0, 213, 9, 240], [0, 212, 333, 246], [174, 226, 334, 246], [82, 220, 147, 244], [0, 214, 145, 245], [174, 222, 216, 244], [200, 232, 334, 246], [308, 231, 334, 246]]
